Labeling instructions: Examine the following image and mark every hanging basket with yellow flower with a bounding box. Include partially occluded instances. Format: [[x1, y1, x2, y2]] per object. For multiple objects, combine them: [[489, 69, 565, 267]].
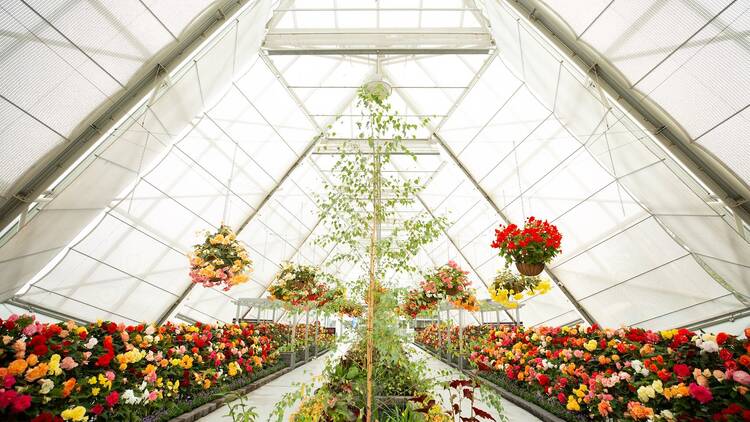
[[488, 269, 551, 308], [188, 224, 252, 291]]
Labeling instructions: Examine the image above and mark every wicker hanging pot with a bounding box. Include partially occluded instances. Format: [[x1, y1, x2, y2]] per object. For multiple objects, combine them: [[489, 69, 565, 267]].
[[516, 261, 545, 276]]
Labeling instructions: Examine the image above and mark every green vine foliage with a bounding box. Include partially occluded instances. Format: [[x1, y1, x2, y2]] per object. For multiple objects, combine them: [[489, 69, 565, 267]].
[[314, 87, 447, 278]]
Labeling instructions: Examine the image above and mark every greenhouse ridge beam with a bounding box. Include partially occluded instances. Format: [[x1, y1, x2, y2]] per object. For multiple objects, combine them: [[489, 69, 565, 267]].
[[266, 48, 491, 55], [505, 0, 750, 226], [0, 0, 259, 234]]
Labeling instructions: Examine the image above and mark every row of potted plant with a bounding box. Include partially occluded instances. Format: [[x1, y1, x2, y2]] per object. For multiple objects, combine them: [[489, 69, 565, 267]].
[[0, 314, 292, 421], [416, 322, 750, 421]]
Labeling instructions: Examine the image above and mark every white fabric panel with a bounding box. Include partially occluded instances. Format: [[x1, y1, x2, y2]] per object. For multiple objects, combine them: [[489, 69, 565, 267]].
[[455, 86, 549, 177], [697, 108, 750, 184], [535, 310, 582, 328], [539, 0, 611, 34], [521, 285, 579, 327], [73, 215, 190, 296], [658, 215, 750, 268], [438, 59, 524, 154], [142, 0, 216, 36], [619, 162, 719, 215], [554, 65, 607, 142], [144, 64, 203, 136], [0, 97, 65, 197], [24, 0, 173, 83], [640, 295, 745, 333], [196, 26, 238, 109], [518, 24, 560, 110], [579, 0, 731, 85], [553, 217, 688, 300], [26, 251, 176, 323], [579, 255, 736, 328]]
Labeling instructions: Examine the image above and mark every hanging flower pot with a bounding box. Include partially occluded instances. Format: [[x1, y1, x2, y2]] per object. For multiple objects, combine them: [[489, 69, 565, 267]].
[[189, 224, 252, 291], [516, 261, 545, 276], [489, 269, 552, 308], [491, 216, 562, 272]]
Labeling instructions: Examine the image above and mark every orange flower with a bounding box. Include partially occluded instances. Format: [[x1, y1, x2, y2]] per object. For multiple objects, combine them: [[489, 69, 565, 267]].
[[62, 377, 77, 398], [598, 400, 612, 417], [26, 354, 38, 367], [8, 359, 27, 376], [24, 362, 48, 382], [627, 402, 654, 420], [739, 354, 750, 367]]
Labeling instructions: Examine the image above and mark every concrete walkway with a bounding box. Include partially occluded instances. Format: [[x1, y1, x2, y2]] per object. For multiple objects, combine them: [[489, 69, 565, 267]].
[[198, 344, 540, 422], [410, 346, 542, 422]]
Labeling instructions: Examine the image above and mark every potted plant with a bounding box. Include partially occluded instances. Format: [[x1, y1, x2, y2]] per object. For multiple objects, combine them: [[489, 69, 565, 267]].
[[489, 269, 552, 308], [188, 224, 252, 291], [490, 216, 562, 276]]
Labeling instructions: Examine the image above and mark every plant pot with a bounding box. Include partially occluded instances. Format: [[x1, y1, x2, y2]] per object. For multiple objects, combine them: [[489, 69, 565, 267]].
[[445, 286, 459, 296], [516, 261, 544, 276]]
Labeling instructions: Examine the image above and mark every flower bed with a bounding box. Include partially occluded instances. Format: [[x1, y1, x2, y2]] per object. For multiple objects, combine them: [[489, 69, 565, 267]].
[[416, 323, 750, 421], [0, 314, 290, 421]]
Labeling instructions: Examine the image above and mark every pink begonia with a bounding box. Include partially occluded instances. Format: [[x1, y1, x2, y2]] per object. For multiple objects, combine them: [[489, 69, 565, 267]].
[[22, 323, 38, 337], [105, 371, 115, 381], [60, 356, 78, 370], [732, 370, 750, 386]]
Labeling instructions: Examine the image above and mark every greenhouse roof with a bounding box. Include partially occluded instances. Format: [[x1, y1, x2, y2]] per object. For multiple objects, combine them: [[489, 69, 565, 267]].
[[0, 0, 749, 334]]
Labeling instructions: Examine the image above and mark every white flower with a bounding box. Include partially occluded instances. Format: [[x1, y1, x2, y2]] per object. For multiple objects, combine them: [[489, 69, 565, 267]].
[[38, 379, 54, 394], [85, 337, 98, 349], [660, 410, 675, 421], [122, 389, 143, 405]]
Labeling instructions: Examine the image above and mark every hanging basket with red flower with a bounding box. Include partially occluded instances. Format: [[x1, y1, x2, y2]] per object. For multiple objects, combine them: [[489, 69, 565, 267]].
[[188, 224, 252, 291], [490, 217, 562, 276]]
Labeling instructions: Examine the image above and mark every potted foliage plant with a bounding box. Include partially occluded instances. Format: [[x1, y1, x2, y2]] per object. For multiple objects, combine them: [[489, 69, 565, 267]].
[[490, 217, 562, 276]]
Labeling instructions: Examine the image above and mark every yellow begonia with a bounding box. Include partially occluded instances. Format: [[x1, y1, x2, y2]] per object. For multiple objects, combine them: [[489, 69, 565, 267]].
[[566, 396, 581, 411], [584, 340, 597, 352], [48, 354, 62, 376], [61, 406, 87, 421], [91, 387, 100, 396]]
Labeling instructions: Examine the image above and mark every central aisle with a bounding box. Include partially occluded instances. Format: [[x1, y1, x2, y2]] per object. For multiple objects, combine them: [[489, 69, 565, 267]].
[[409, 346, 542, 422], [198, 346, 345, 422], [199, 343, 540, 422]]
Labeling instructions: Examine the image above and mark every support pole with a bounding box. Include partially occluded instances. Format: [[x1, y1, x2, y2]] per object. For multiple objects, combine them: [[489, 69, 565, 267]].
[[305, 308, 310, 361], [291, 312, 297, 368], [458, 308, 464, 370]]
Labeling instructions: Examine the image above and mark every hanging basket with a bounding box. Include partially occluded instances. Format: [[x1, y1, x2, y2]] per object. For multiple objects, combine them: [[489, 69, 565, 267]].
[[516, 262, 544, 276]]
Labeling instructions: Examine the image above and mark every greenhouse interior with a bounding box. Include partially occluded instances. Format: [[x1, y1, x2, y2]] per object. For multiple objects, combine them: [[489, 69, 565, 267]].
[[1, 0, 749, 421]]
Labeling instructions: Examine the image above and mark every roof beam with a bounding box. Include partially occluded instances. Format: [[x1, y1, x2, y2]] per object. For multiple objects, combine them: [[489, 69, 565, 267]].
[[0, 0, 261, 233]]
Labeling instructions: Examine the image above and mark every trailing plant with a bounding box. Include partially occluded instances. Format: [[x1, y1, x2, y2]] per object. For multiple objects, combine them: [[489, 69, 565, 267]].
[[488, 269, 551, 308], [189, 224, 252, 291]]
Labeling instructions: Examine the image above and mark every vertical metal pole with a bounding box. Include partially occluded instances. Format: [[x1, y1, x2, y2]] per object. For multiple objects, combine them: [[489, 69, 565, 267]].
[[495, 309, 500, 325], [235, 301, 240, 323], [445, 306, 451, 363], [305, 308, 310, 361], [257, 305, 262, 323], [272, 307, 276, 322], [459, 308, 464, 370], [480, 309, 484, 325], [291, 313, 297, 368], [515, 307, 521, 327]]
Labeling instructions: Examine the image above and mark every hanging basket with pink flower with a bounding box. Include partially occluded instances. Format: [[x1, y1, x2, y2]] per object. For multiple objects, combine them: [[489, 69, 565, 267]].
[[189, 224, 252, 291], [490, 217, 562, 276]]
